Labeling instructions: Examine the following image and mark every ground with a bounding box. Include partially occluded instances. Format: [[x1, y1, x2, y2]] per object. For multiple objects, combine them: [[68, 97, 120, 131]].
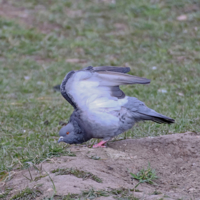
[[1, 132, 200, 199], [0, 0, 200, 199]]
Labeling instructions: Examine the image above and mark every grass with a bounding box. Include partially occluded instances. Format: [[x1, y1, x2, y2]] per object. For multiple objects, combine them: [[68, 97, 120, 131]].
[[87, 155, 101, 160], [42, 188, 139, 200], [10, 187, 139, 200], [0, 0, 200, 177], [10, 187, 42, 200], [0, 188, 12, 199], [51, 168, 103, 183], [130, 163, 158, 188], [0, 171, 9, 182], [34, 174, 47, 181]]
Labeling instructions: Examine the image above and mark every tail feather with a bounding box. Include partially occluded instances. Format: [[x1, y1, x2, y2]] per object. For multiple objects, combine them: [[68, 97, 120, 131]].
[[148, 115, 175, 124], [53, 85, 61, 92], [137, 111, 175, 124], [124, 97, 175, 124]]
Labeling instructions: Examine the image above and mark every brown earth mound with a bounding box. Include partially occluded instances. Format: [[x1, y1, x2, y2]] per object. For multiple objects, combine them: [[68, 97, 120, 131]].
[[1, 132, 199, 199]]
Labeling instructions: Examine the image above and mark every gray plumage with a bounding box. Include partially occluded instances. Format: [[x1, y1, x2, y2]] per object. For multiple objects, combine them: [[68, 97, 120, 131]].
[[60, 70, 76, 108], [58, 66, 174, 146]]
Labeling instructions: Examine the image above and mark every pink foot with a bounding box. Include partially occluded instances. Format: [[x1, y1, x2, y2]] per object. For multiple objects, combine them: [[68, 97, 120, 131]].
[[93, 141, 107, 148]]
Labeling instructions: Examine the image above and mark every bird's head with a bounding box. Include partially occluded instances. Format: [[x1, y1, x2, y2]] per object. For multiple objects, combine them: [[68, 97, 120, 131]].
[[58, 123, 76, 144]]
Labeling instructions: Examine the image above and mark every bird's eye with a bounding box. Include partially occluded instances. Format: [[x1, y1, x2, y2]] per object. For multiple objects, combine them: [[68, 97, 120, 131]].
[[66, 132, 69, 135]]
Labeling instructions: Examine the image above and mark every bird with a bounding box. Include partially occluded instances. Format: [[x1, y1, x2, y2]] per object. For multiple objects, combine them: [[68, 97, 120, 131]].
[[58, 66, 174, 147]]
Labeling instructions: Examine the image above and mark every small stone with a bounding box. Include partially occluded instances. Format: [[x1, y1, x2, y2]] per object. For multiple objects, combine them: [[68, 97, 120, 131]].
[[133, 155, 137, 159], [24, 76, 30, 80], [152, 66, 157, 70], [47, 188, 53, 192], [177, 15, 187, 21], [192, 163, 196, 166], [158, 89, 167, 93], [154, 148, 158, 152], [188, 188, 195, 192], [176, 92, 184, 96]]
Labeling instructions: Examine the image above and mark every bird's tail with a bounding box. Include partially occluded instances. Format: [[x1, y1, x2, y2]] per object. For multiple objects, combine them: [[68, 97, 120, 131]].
[[53, 85, 61, 92], [136, 110, 175, 124], [128, 97, 175, 124], [143, 113, 174, 124]]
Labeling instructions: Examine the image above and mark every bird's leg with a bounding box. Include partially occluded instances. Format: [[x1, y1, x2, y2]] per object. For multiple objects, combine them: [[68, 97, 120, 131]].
[[93, 140, 107, 148]]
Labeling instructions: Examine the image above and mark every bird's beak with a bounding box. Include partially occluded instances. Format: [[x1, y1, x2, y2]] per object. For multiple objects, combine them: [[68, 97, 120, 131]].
[[58, 136, 64, 143]]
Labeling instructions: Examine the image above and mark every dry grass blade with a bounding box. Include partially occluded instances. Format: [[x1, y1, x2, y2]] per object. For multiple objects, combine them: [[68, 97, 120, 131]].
[[51, 168, 103, 183]]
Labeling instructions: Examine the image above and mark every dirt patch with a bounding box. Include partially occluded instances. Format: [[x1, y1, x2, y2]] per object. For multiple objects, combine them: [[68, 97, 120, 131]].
[[0, 3, 61, 34], [114, 23, 128, 31], [65, 9, 83, 18], [184, 4, 200, 13], [66, 58, 88, 64], [1, 132, 199, 199], [108, 132, 200, 199]]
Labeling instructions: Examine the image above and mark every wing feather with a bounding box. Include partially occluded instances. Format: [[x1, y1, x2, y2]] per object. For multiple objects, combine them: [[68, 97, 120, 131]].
[[62, 66, 151, 110], [60, 70, 77, 108], [96, 71, 150, 85], [93, 66, 130, 73]]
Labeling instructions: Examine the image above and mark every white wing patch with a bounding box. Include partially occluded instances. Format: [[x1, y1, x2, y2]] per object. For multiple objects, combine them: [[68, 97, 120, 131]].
[[65, 70, 128, 112]]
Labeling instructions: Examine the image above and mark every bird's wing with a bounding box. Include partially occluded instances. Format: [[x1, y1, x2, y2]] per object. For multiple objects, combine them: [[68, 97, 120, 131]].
[[60, 70, 77, 108], [61, 66, 150, 110], [92, 66, 130, 73]]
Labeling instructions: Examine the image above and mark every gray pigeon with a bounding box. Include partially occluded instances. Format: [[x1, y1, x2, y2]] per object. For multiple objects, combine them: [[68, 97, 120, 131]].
[[58, 66, 174, 147]]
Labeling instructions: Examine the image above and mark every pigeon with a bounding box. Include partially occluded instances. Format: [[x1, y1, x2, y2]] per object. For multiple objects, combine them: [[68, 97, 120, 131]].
[[58, 66, 174, 147]]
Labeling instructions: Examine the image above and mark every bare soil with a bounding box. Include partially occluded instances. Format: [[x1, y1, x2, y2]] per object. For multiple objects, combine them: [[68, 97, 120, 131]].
[[1, 132, 200, 199], [0, 2, 61, 34]]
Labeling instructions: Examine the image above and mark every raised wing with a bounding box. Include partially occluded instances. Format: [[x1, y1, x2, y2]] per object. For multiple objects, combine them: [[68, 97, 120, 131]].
[[61, 66, 150, 111], [93, 66, 130, 73], [60, 70, 77, 108]]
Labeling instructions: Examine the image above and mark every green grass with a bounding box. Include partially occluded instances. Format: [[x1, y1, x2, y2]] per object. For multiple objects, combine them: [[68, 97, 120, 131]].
[[10, 187, 139, 200], [0, 0, 200, 173], [10, 187, 42, 200], [0, 188, 12, 199], [130, 163, 158, 188], [43, 188, 139, 200], [51, 168, 103, 183]]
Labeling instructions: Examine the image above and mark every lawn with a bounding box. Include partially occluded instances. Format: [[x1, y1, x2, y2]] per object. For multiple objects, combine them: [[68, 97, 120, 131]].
[[0, 0, 200, 174]]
